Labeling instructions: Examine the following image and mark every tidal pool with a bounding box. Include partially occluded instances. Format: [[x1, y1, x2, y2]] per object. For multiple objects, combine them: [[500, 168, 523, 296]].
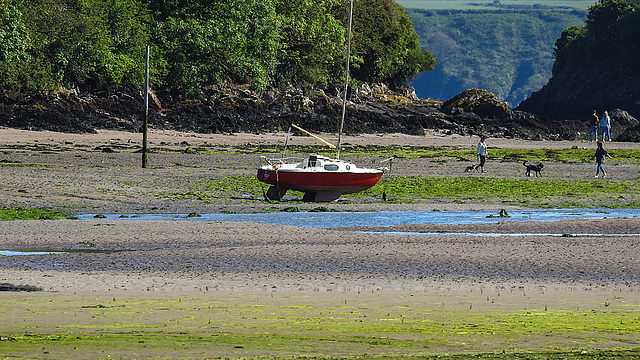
[[76, 208, 640, 228], [0, 250, 62, 256]]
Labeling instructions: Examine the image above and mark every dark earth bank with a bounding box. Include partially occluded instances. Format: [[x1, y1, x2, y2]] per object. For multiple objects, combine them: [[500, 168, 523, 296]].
[[2, 85, 639, 142]]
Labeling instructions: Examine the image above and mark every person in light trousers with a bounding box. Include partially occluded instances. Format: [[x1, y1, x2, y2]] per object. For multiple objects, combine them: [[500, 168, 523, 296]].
[[600, 111, 611, 141]]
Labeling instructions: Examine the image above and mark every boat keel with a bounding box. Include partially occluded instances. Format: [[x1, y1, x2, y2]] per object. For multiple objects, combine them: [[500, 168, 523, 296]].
[[304, 191, 342, 202], [265, 186, 288, 201]]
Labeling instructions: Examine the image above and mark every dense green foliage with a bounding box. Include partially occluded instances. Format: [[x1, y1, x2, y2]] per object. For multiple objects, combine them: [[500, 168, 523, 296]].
[[0, 0, 435, 99], [0, 0, 151, 95], [349, 0, 435, 86], [407, 9, 587, 106], [552, 0, 640, 84]]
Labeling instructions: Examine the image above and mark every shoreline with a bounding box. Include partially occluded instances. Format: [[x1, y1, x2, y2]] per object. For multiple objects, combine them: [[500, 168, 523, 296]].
[[4, 127, 640, 149]]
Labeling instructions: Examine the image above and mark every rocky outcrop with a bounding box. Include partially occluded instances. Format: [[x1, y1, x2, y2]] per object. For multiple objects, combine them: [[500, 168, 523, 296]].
[[611, 109, 640, 142], [441, 89, 510, 118], [1, 85, 638, 141], [516, 64, 640, 124], [516, 75, 640, 142]]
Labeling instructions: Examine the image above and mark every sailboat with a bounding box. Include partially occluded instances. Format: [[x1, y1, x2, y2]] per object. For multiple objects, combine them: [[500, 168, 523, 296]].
[[256, 0, 387, 202], [257, 123, 386, 202]]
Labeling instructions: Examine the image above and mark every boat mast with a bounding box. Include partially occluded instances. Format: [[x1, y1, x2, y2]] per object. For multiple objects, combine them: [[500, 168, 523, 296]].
[[337, 0, 353, 160]]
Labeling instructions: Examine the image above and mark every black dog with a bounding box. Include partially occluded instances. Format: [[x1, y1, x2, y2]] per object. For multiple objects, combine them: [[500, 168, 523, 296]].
[[523, 161, 544, 177], [464, 164, 480, 172]]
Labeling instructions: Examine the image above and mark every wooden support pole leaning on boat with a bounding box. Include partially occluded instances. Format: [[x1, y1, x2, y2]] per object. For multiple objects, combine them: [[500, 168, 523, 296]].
[[291, 124, 336, 149]]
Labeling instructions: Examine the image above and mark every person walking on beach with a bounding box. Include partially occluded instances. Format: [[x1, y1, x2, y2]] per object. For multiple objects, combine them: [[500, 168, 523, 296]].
[[477, 135, 487, 173], [593, 141, 612, 178], [589, 110, 599, 141], [600, 111, 611, 141]]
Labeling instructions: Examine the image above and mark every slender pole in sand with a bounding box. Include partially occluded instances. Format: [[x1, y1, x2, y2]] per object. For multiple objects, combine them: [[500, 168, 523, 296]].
[[142, 45, 149, 168], [337, 0, 353, 160]]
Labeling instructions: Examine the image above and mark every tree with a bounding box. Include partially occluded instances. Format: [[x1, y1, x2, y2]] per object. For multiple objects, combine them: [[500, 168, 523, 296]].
[[0, 0, 29, 62], [1, 0, 437, 99], [150, 0, 281, 97], [585, 0, 636, 48], [18, 0, 150, 94], [617, 5, 640, 74], [273, 0, 345, 86], [0, 0, 31, 91], [552, 0, 639, 78], [338, 0, 435, 87], [551, 25, 586, 78]]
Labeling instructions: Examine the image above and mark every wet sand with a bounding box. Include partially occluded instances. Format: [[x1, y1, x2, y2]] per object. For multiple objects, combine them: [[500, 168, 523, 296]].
[[0, 127, 638, 292], [1, 128, 639, 356], [1, 218, 639, 294]]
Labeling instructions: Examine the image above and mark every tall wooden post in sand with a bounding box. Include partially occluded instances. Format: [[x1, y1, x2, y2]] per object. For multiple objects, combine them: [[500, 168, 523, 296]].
[[142, 45, 149, 168]]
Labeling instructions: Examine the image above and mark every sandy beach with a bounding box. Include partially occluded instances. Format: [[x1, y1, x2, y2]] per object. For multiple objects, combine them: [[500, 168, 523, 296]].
[[1, 126, 639, 291], [1, 217, 640, 293], [1, 127, 639, 358]]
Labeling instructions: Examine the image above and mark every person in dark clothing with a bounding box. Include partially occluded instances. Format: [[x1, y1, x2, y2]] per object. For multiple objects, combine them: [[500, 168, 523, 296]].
[[593, 141, 612, 178], [589, 110, 599, 141]]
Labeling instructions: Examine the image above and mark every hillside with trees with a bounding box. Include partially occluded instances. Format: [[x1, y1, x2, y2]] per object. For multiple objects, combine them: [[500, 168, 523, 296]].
[[407, 8, 587, 107], [517, 0, 640, 122]]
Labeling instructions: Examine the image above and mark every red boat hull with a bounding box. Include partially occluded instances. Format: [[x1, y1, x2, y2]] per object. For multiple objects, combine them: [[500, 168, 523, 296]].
[[257, 168, 382, 194]]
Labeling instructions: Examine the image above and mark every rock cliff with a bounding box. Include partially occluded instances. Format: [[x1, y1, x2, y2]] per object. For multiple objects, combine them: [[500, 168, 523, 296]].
[[515, 0, 640, 141]]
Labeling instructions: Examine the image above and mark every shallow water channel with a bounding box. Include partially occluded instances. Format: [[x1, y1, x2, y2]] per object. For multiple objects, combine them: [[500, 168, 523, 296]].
[[75, 208, 640, 228], [3, 208, 639, 256]]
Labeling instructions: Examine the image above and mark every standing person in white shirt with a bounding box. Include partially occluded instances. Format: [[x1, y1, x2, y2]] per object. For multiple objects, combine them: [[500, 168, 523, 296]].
[[477, 135, 488, 173]]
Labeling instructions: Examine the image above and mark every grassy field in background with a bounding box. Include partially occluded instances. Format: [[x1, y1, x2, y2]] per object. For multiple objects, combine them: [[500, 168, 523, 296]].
[[396, 0, 596, 10]]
